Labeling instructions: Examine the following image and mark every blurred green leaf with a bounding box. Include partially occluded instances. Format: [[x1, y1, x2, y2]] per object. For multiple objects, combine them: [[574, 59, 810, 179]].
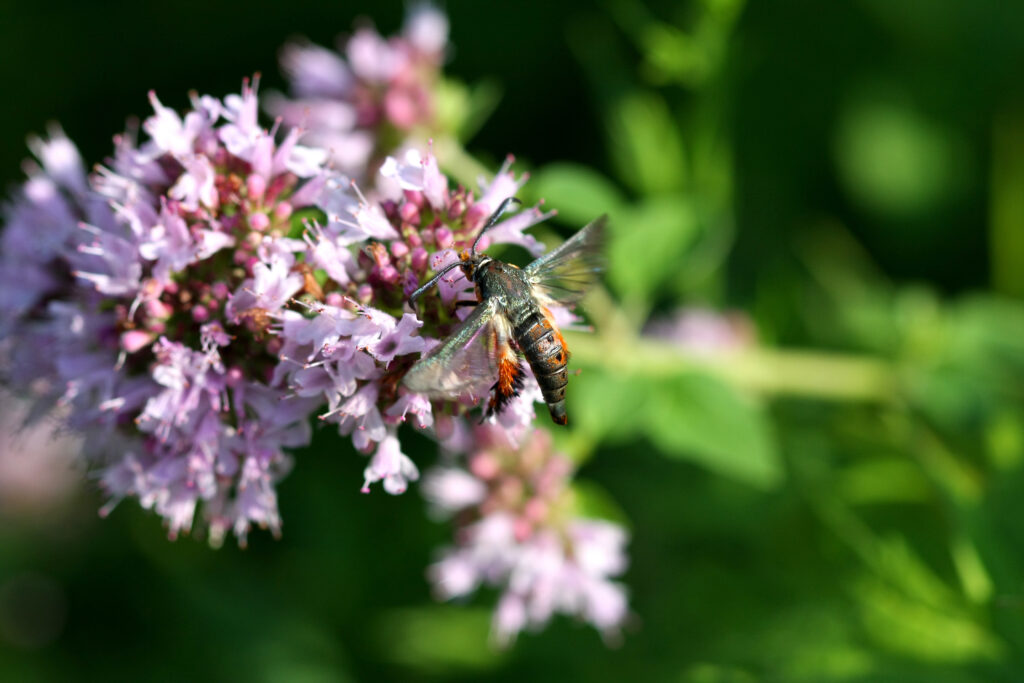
[[852, 574, 1003, 663], [570, 480, 631, 528], [950, 533, 994, 605], [679, 662, 757, 683], [834, 94, 968, 218], [644, 372, 782, 489], [985, 411, 1024, 470], [608, 195, 700, 300], [990, 107, 1024, 297], [570, 367, 649, 443], [436, 77, 503, 143], [288, 207, 325, 240], [528, 162, 625, 225], [571, 366, 781, 489], [837, 458, 932, 505], [371, 607, 504, 673], [607, 90, 687, 194]]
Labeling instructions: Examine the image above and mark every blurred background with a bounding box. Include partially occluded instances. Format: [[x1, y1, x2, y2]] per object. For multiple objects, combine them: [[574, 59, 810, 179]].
[[4, 0, 1024, 680]]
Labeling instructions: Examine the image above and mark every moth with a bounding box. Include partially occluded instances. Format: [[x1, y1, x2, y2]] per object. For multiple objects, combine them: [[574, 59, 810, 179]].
[[403, 197, 605, 425]]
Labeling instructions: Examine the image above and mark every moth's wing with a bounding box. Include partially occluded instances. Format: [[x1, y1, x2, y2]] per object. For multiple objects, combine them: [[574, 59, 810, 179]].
[[524, 215, 606, 305], [402, 298, 500, 400]]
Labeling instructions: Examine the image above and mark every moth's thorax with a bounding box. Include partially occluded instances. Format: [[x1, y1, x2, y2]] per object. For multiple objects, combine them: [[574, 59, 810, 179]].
[[474, 259, 534, 318]]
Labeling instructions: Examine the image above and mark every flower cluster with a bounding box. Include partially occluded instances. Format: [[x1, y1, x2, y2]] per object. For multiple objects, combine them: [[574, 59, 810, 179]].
[[424, 427, 629, 645], [0, 76, 558, 540], [0, 6, 631, 643], [269, 5, 449, 176], [0, 80, 332, 545], [273, 147, 554, 493]]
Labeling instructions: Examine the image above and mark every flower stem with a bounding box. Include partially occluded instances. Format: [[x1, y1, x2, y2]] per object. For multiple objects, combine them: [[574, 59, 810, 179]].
[[569, 286, 900, 403], [435, 136, 491, 189]]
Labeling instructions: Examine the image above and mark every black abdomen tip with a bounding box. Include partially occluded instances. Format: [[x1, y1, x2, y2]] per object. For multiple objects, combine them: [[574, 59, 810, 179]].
[[548, 401, 568, 425]]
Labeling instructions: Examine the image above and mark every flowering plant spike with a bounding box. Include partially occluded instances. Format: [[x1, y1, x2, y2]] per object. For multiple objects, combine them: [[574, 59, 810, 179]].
[[0, 7, 629, 644]]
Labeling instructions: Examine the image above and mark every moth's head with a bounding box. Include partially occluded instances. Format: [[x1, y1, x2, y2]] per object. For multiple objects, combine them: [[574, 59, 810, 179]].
[[459, 248, 481, 280]]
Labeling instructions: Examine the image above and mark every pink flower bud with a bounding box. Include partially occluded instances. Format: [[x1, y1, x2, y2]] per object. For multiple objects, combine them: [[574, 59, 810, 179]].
[[410, 247, 429, 272], [191, 305, 210, 322], [357, 284, 374, 303], [465, 204, 487, 227], [146, 299, 173, 319], [121, 330, 153, 353], [447, 198, 465, 221], [384, 88, 419, 130], [404, 189, 426, 207], [400, 201, 420, 225], [513, 517, 534, 543], [470, 452, 500, 480], [523, 498, 548, 522], [391, 241, 410, 259], [246, 174, 267, 201], [211, 282, 230, 300], [226, 367, 244, 387], [249, 212, 270, 232], [377, 265, 400, 284], [325, 292, 345, 307], [273, 201, 293, 221], [435, 227, 454, 249]]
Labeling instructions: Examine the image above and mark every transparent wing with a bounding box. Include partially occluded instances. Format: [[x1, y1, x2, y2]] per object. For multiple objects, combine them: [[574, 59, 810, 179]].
[[402, 299, 499, 400], [524, 215, 606, 305]]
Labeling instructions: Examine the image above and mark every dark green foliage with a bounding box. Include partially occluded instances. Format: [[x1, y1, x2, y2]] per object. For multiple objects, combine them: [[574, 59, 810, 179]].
[[4, 0, 1024, 680]]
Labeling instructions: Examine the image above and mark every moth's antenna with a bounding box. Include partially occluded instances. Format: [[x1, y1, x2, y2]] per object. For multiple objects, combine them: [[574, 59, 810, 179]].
[[409, 260, 463, 305], [472, 196, 521, 255]]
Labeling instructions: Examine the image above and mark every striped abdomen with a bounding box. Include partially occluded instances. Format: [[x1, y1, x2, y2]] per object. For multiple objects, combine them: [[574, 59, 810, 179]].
[[514, 311, 570, 425]]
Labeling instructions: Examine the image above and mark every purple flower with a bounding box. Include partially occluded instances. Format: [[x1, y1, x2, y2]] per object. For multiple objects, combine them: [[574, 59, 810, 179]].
[[380, 148, 448, 210], [1, 75, 632, 650], [1, 78, 336, 544], [424, 428, 630, 644], [403, 4, 450, 57], [645, 307, 756, 354], [270, 6, 449, 174], [362, 432, 420, 494]]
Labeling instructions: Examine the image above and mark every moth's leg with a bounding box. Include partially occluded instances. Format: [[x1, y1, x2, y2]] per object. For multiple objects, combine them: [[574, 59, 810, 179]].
[[485, 318, 524, 417], [455, 300, 478, 308]]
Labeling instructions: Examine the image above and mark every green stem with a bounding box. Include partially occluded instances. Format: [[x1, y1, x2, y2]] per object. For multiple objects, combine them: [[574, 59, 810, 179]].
[[567, 332, 898, 402], [434, 136, 491, 189], [570, 285, 900, 403]]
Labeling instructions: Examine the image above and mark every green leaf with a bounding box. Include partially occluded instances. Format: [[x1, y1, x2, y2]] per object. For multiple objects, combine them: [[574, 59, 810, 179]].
[[570, 365, 782, 489], [569, 366, 649, 443], [645, 372, 782, 489], [570, 480, 631, 528], [436, 77, 503, 143], [528, 162, 625, 225], [606, 90, 687, 194], [371, 607, 504, 673], [608, 195, 700, 299], [288, 206, 326, 240], [834, 95, 968, 219]]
